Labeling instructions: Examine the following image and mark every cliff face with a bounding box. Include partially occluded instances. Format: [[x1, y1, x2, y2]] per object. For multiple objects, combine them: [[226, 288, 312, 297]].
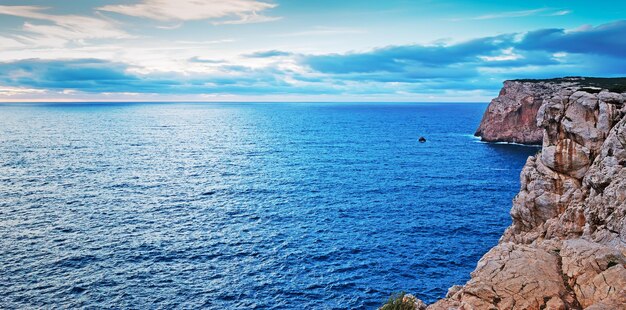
[[427, 79, 626, 309], [474, 81, 565, 145]]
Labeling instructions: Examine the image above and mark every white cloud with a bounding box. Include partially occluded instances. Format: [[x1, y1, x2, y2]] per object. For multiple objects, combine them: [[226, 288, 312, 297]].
[[480, 48, 522, 62], [273, 26, 366, 37], [0, 5, 46, 19], [0, 36, 27, 50], [174, 39, 236, 45], [211, 11, 281, 25], [548, 10, 572, 16], [449, 8, 571, 22], [0, 5, 131, 47], [156, 23, 183, 30], [98, 0, 280, 25], [61, 89, 77, 95], [0, 85, 46, 96], [567, 24, 593, 33], [464, 9, 546, 21]]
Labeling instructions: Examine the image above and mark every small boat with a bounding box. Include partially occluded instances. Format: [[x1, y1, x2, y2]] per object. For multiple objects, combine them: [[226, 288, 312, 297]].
[[418, 137, 426, 143]]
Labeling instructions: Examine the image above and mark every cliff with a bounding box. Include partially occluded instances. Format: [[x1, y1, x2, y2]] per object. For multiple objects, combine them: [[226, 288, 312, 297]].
[[475, 77, 626, 145], [425, 78, 626, 309]]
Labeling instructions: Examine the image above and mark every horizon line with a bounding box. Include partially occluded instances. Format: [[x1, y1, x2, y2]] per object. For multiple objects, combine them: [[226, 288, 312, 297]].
[[0, 100, 490, 104]]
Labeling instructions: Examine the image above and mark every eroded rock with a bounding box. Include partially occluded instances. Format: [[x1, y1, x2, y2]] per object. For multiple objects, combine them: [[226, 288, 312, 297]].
[[423, 80, 626, 309], [474, 81, 561, 144]]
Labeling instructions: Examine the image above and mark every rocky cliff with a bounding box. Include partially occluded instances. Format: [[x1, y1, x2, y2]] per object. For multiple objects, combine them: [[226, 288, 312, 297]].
[[474, 81, 557, 145], [426, 78, 626, 309], [475, 77, 626, 145]]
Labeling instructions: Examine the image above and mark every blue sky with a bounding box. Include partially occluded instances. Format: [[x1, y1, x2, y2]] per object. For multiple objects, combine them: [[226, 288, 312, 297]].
[[0, 0, 625, 102]]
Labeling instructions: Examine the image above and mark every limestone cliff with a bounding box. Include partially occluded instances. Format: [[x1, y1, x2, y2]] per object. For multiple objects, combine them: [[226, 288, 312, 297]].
[[475, 77, 626, 145], [475, 81, 558, 145], [426, 78, 626, 309]]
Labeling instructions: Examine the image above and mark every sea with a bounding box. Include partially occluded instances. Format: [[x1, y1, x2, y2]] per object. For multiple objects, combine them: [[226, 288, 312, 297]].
[[0, 102, 539, 309]]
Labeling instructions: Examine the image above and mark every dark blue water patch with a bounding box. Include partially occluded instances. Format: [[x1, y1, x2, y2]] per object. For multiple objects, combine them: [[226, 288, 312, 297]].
[[0, 102, 538, 309]]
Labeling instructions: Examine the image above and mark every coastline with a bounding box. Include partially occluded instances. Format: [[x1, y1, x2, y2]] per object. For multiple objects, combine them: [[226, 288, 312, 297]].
[[418, 77, 626, 309]]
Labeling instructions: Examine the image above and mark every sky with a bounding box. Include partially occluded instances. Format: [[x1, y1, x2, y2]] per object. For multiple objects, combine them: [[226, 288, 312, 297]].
[[0, 0, 625, 102]]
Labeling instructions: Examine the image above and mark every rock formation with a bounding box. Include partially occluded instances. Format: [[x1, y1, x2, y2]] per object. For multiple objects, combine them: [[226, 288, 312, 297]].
[[475, 81, 559, 145], [427, 78, 626, 309], [475, 77, 626, 145]]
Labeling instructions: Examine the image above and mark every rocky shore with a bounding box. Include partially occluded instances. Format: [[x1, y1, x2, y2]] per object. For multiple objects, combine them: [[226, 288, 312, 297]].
[[422, 78, 626, 309]]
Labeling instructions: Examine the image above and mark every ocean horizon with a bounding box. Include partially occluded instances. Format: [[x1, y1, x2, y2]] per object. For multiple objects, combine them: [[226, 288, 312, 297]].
[[2, 1, 624, 308], [1, 102, 538, 308]]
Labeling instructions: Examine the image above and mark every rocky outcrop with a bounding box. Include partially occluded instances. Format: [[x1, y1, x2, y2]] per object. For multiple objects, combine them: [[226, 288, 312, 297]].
[[475, 77, 625, 145], [425, 78, 626, 309], [474, 81, 568, 145]]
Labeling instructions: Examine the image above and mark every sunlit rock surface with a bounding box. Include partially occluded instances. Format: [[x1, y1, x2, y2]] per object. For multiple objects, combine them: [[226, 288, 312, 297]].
[[426, 78, 626, 309]]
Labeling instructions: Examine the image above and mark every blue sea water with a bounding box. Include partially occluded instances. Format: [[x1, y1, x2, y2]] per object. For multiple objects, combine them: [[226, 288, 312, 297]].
[[0, 102, 538, 309]]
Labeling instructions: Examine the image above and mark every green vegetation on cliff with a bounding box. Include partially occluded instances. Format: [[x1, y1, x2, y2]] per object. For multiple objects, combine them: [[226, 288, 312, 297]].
[[379, 292, 422, 310]]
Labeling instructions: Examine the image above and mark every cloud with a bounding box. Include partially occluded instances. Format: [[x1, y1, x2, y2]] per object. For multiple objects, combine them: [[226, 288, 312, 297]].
[[98, 0, 280, 25], [1, 20, 626, 101], [472, 8, 547, 20], [302, 35, 513, 74], [549, 10, 572, 16], [0, 5, 131, 46], [0, 85, 46, 96], [211, 11, 281, 25], [0, 58, 331, 96], [245, 50, 292, 58], [175, 39, 236, 45], [188, 57, 225, 64], [0, 35, 27, 49], [300, 20, 626, 81], [449, 8, 571, 21], [273, 26, 365, 37], [517, 20, 626, 57], [0, 59, 144, 92], [156, 23, 183, 30]]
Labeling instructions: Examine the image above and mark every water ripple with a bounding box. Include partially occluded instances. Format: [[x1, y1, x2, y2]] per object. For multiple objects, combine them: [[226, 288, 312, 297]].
[[0, 102, 538, 309]]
